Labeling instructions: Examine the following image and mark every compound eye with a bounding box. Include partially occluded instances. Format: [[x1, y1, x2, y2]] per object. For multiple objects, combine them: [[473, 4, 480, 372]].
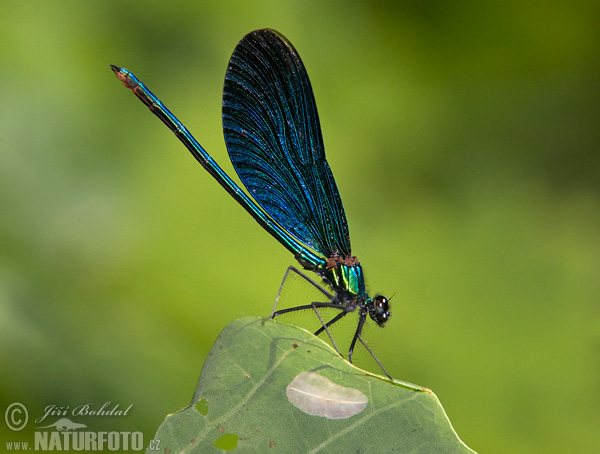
[[370, 295, 390, 326]]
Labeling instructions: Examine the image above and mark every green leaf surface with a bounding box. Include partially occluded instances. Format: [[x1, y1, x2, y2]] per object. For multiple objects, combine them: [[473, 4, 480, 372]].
[[147, 317, 475, 453]]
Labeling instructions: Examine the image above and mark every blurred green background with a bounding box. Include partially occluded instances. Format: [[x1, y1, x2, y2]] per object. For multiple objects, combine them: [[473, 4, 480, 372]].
[[1, 1, 598, 452]]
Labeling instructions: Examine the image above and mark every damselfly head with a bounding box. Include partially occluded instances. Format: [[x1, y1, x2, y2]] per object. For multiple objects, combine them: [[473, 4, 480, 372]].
[[369, 295, 390, 327]]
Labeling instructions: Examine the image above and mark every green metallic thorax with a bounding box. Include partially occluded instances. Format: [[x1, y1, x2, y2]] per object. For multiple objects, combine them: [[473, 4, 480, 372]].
[[323, 256, 366, 299]]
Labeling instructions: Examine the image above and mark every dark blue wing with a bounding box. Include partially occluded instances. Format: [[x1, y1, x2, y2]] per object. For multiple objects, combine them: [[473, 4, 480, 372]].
[[222, 29, 351, 258]]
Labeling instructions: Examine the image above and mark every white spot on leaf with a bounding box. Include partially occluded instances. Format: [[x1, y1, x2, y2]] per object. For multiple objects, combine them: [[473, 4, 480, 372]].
[[286, 372, 368, 419]]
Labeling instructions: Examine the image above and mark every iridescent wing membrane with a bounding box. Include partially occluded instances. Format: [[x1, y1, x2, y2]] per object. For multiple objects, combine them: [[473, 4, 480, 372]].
[[222, 29, 351, 259]]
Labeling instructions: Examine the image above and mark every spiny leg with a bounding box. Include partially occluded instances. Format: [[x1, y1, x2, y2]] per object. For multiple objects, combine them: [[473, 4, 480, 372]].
[[349, 311, 392, 380], [271, 266, 334, 318], [357, 332, 392, 380], [348, 312, 366, 364], [314, 310, 349, 336], [271, 266, 347, 354], [272, 301, 348, 356]]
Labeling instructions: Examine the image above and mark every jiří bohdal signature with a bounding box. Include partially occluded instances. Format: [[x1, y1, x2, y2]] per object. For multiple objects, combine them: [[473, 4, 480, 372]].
[[35, 402, 133, 424]]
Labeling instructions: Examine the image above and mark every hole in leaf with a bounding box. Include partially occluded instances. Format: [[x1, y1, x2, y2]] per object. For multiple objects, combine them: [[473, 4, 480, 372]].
[[212, 433, 238, 450], [195, 399, 208, 416]]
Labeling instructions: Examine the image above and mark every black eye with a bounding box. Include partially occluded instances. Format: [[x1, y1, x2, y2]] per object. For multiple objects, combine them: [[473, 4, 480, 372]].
[[375, 295, 388, 312]]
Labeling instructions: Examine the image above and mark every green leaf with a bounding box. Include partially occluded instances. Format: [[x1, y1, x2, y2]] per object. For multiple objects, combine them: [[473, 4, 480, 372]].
[[147, 317, 476, 453]]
